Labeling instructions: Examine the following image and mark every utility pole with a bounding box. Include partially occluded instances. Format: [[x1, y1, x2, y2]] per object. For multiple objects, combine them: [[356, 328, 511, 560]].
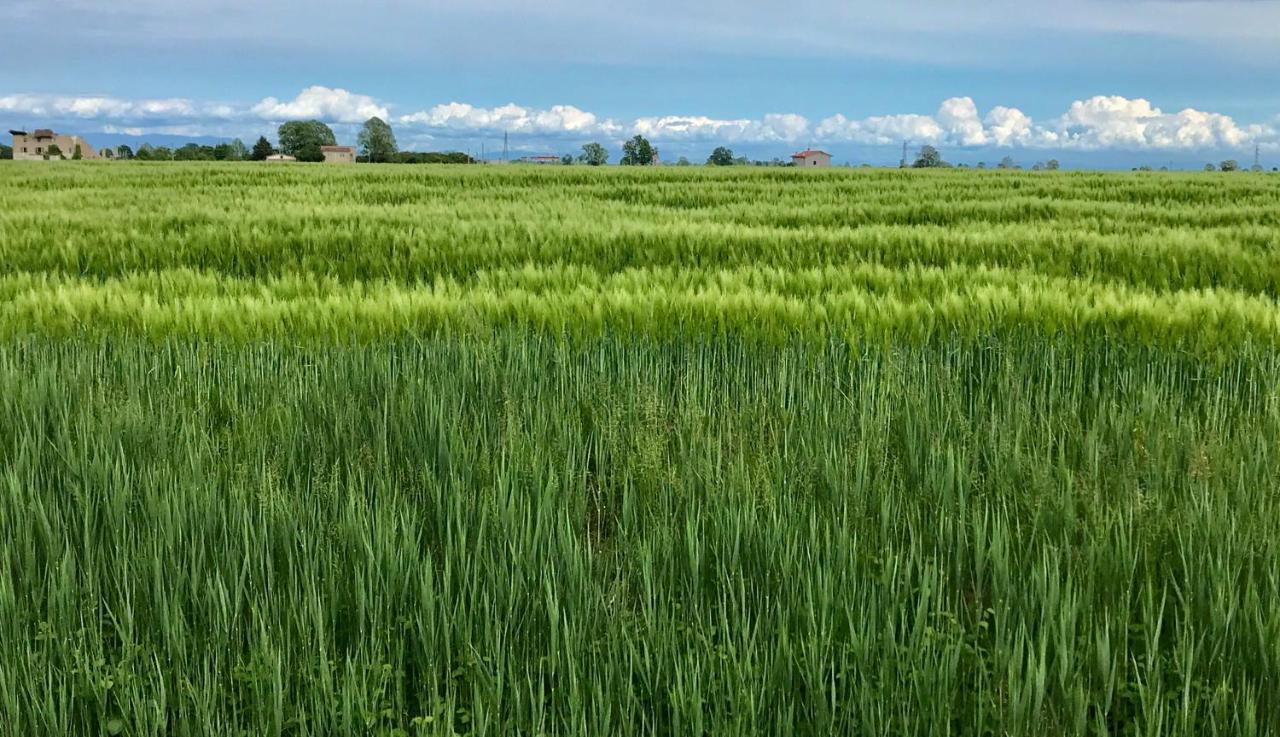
[[900, 141, 909, 169], [503, 131, 509, 163]]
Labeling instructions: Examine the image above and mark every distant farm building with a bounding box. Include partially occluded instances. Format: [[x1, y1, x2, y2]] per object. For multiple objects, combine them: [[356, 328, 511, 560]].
[[265, 154, 297, 162], [517, 155, 563, 165], [321, 145, 356, 164], [791, 149, 832, 168], [10, 129, 99, 160]]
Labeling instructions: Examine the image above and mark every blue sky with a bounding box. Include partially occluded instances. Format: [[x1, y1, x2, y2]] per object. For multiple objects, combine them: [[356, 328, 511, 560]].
[[4, 0, 1279, 167]]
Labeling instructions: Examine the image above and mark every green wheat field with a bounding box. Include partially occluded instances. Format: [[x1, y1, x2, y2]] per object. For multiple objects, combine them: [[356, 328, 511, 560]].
[[2, 163, 1279, 736]]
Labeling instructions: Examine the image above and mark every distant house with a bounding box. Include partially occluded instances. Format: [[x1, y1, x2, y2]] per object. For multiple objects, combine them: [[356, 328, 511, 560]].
[[265, 154, 297, 162], [517, 155, 563, 165], [10, 129, 99, 160], [791, 149, 832, 168], [321, 145, 356, 164]]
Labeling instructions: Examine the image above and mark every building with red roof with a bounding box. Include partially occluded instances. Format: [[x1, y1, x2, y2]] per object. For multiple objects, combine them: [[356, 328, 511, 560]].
[[791, 149, 832, 168]]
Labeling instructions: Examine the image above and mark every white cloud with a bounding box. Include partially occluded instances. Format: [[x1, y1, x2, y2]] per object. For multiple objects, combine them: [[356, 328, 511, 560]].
[[2, 87, 1276, 154], [814, 95, 1273, 152], [629, 112, 810, 143], [399, 102, 617, 137], [1050, 96, 1259, 150], [815, 112, 944, 146], [984, 106, 1042, 147], [397, 103, 812, 144], [250, 86, 387, 123], [0, 93, 200, 120], [936, 97, 988, 147]]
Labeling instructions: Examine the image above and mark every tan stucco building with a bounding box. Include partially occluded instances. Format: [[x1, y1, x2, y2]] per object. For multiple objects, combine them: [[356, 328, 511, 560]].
[[791, 149, 832, 168], [321, 145, 356, 163], [10, 129, 99, 160]]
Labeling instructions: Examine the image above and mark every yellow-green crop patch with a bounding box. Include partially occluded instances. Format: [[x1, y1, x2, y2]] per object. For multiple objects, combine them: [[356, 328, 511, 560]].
[[2, 163, 1279, 349]]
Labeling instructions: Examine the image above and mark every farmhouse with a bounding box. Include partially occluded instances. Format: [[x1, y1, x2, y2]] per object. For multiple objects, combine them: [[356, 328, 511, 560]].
[[791, 149, 832, 168], [265, 154, 297, 162], [517, 155, 563, 165], [321, 145, 356, 163], [10, 129, 99, 160]]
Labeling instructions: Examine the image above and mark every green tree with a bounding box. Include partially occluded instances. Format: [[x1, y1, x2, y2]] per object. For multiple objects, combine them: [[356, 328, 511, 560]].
[[997, 156, 1017, 170], [100, 148, 114, 159], [213, 139, 248, 161], [1046, 159, 1060, 171], [71, 144, 83, 160], [140, 145, 173, 161], [578, 142, 608, 166], [116, 145, 134, 160], [1220, 160, 1239, 172], [358, 117, 398, 163], [620, 135, 655, 166], [676, 156, 691, 166], [277, 121, 336, 162], [706, 146, 735, 166], [913, 145, 946, 168], [251, 137, 275, 161], [0, 144, 11, 160], [175, 143, 216, 161], [560, 154, 574, 165], [1204, 163, 1216, 172], [45, 143, 63, 160]]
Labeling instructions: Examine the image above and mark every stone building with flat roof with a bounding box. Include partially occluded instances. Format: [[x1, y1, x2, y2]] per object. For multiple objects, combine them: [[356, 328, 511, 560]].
[[321, 145, 356, 163], [10, 129, 99, 160]]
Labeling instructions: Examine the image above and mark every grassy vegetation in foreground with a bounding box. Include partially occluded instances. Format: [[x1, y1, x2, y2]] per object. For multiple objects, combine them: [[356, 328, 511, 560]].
[[4, 336, 1279, 736], [1, 164, 1279, 735]]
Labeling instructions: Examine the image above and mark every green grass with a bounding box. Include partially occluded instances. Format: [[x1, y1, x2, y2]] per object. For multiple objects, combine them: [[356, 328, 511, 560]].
[[2, 164, 1278, 348], [1, 163, 1279, 735]]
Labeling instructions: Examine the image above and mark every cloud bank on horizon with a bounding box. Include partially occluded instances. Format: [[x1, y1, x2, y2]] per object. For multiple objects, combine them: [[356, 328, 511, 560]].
[[2, 86, 1276, 155]]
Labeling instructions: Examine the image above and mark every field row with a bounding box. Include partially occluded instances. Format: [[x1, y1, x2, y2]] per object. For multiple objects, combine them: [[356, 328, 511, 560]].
[[5, 216, 1280, 295], [2, 266, 1277, 348]]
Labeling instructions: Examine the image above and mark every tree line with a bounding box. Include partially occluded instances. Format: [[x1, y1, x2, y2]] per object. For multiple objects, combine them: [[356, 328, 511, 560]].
[[61, 118, 460, 163], [6, 122, 1275, 170]]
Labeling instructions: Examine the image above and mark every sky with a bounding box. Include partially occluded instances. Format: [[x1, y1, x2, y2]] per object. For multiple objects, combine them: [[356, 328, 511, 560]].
[[3, 0, 1279, 168]]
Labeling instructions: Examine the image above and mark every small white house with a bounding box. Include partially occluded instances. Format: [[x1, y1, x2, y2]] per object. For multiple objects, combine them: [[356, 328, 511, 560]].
[[791, 149, 832, 168], [265, 154, 297, 163]]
